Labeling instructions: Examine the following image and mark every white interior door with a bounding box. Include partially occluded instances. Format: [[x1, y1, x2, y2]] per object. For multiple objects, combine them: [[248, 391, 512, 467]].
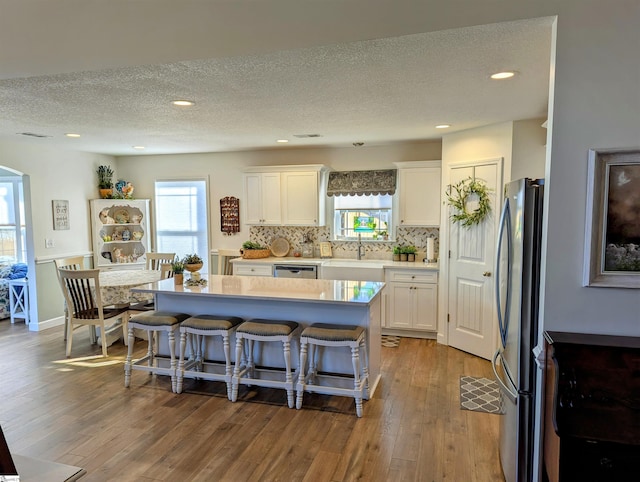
[[447, 160, 501, 360]]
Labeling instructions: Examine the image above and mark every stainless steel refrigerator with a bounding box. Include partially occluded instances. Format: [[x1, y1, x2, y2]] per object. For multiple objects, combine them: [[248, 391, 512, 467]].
[[492, 178, 544, 482]]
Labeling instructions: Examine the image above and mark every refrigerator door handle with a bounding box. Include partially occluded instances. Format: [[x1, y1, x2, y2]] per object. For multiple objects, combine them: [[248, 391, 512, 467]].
[[492, 349, 518, 404], [495, 197, 512, 348]]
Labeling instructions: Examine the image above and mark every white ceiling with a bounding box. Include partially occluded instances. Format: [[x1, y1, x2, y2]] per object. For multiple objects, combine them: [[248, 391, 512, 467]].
[[0, 4, 553, 156]]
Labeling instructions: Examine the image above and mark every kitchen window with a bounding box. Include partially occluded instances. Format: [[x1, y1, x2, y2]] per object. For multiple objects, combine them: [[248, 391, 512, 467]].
[[333, 194, 392, 241], [154, 179, 209, 272], [327, 169, 396, 241]]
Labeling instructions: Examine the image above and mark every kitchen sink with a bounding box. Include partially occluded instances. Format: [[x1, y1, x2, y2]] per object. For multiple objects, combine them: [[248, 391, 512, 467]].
[[320, 259, 385, 282]]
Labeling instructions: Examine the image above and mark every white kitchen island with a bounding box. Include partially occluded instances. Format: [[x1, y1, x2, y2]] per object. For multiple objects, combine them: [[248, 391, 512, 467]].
[[131, 275, 384, 396]]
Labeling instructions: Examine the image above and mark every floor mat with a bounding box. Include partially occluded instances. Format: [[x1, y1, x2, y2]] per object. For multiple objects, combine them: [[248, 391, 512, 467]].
[[459, 376, 501, 414], [381, 335, 401, 347]]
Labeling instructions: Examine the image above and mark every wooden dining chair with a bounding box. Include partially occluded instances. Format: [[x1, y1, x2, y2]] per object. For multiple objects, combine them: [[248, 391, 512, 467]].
[[160, 263, 174, 279], [57, 268, 129, 357], [54, 256, 86, 341], [217, 249, 241, 275], [145, 253, 176, 271]]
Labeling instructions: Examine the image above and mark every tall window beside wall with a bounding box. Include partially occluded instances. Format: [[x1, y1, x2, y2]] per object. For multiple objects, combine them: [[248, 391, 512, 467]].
[[154, 179, 209, 272], [0, 177, 25, 263]]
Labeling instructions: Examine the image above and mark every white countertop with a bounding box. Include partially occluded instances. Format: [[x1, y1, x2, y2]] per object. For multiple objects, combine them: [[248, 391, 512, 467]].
[[230, 256, 439, 271], [131, 274, 385, 306]]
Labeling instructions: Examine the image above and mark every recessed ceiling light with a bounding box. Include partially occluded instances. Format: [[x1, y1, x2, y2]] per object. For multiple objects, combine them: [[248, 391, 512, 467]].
[[490, 71, 516, 80], [276, 139, 289, 143], [133, 146, 145, 150], [171, 100, 195, 106], [435, 124, 451, 129], [65, 133, 81, 138]]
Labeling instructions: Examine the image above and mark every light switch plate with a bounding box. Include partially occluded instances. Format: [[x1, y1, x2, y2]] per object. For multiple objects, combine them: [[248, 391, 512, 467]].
[[45, 238, 55, 248]]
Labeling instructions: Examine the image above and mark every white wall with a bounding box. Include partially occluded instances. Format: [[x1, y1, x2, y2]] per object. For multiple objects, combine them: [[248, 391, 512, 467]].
[[0, 140, 115, 327], [116, 141, 442, 251], [512, 119, 547, 181], [438, 121, 514, 344], [540, 4, 640, 336]]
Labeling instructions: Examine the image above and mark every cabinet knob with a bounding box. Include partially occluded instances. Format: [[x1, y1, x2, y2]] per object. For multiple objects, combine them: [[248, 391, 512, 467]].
[[411, 275, 415, 279], [483, 271, 492, 277]]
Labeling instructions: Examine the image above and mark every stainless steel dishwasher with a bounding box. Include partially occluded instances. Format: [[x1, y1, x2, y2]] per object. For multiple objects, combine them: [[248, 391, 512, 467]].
[[273, 264, 317, 279]]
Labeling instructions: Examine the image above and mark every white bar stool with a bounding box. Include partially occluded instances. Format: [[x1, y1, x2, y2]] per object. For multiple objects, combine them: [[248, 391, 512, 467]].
[[176, 314, 244, 398], [124, 311, 191, 392], [296, 323, 369, 417], [231, 318, 300, 408]]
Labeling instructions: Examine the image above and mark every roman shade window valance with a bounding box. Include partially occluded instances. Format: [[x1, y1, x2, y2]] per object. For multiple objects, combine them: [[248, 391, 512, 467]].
[[327, 169, 397, 197]]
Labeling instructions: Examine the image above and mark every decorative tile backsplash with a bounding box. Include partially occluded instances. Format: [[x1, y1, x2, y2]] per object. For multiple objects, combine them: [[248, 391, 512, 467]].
[[249, 225, 440, 261]]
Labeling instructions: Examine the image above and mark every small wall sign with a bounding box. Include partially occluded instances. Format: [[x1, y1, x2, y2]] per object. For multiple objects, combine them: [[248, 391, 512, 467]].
[[52, 200, 70, 230]]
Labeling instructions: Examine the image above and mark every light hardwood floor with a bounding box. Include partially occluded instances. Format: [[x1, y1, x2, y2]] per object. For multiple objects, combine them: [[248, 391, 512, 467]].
[[0, 320, 505, 481]]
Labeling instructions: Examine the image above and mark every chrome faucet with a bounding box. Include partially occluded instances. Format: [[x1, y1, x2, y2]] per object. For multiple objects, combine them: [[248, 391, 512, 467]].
[[357, 233, 365, 260]]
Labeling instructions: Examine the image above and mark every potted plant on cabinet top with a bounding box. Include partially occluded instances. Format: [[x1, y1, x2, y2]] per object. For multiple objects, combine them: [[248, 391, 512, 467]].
[[97, 165, 114, 199], [240, 240, 271, 259]]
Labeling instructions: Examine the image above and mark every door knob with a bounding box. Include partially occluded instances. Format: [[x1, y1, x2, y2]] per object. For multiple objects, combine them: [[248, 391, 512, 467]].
[[483, 271, 492, 277]]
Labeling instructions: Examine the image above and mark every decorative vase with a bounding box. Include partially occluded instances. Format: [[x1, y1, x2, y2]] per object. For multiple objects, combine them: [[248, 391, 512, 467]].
[[400, 253, 408, 261], [184, 263, 203, 273], [174, 273, 184, 285], [99, 188, 113, 199]]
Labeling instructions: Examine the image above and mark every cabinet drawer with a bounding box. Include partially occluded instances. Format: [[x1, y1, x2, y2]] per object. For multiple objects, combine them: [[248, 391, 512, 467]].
[[234, 264, 273, 277], [386, 270, 438, 284]]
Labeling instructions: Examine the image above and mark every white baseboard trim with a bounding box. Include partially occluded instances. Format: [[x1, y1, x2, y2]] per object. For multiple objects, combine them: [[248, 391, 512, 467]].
[[31, 315, 65, 332], [381, 328, 437, 340]]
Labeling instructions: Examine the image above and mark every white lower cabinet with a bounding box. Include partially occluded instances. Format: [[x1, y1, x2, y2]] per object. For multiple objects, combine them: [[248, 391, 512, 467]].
[[232, 263, 273, 277], [385, 269, 438, 332]]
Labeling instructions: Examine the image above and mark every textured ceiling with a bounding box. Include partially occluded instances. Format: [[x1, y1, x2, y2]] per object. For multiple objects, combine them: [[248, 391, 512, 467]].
[[0, 13, 553, 156]]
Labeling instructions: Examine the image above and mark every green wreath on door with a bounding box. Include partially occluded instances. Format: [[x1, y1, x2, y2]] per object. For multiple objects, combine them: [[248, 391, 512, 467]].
[[445, 177, 492, 227]]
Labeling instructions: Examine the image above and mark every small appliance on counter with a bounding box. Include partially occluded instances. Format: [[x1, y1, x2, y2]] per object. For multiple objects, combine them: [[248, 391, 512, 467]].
[[301, 232, 314, 258]]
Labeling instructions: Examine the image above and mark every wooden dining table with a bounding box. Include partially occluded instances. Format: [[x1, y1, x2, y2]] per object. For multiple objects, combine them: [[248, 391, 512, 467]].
[[92, 269, 162, 345], [99, 269, 162, 307]]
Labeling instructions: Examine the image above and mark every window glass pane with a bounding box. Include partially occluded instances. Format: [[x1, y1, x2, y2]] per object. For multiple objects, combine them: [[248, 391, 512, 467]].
[[0, 180, 23, 263], [334, 194, 392, 209], [333, 194, 392, 240], [154, 180, 209, 272]]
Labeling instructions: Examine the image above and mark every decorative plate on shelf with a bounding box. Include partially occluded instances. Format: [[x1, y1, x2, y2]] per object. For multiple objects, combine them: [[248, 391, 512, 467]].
[[270, 237, 290, 257], [114, 209, 129, 224]]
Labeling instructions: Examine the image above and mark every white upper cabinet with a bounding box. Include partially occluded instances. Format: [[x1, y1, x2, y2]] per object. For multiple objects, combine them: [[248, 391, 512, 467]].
[[243, 172, 282, 225], [244, 165, 327, 226], [281, 171, 324, 226], [396, 161, 442, 227]]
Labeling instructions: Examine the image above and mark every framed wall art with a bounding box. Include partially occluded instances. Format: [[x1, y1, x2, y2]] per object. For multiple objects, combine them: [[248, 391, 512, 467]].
[[319, 241, 333, 258], [583, 148, 640, 288], [52, 199, 70, 230]]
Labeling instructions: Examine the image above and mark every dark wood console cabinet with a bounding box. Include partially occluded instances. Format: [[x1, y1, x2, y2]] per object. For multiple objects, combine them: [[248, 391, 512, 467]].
[[543, 331, 639, 482]]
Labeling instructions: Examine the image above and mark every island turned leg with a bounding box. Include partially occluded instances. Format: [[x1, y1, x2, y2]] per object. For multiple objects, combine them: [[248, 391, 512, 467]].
[[231, 336, 243, 402], [296, 340, 308, 409], [361, 338, 370, 398], [352, 345, 363, 417], [124, 326, 135, 387], [283, 339, 294, 409], [177, 331, 187, 394], [168, 331, 177, 393], [222, 333, 233, 400]]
